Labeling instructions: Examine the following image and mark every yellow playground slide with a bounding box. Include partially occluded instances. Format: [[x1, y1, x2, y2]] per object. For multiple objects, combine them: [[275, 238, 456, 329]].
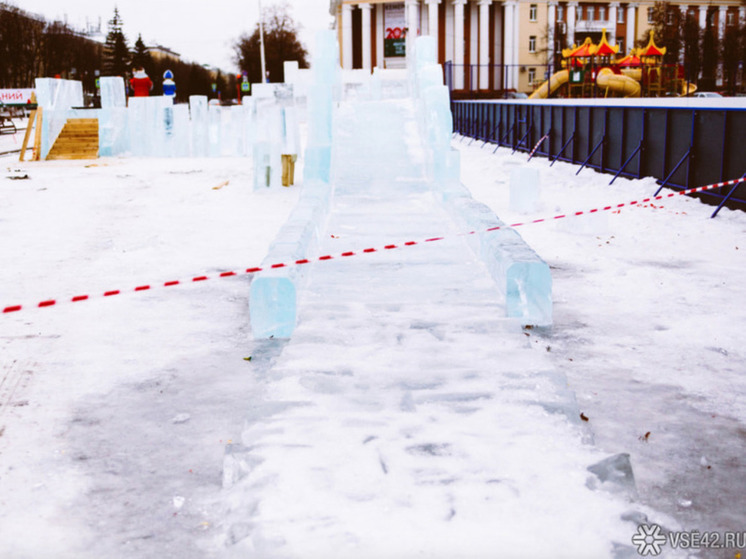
[[527, 70, 569, 99], [596, 67, 640, 97], [680, 82, 698, 96]]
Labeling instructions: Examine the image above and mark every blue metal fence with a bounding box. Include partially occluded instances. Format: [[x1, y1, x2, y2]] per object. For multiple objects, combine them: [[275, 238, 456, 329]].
[[451, 100, 746, 214]]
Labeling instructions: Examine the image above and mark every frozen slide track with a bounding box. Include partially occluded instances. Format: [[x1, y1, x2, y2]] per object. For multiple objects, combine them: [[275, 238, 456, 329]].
[[230, 34, 659, 556], [249, 34, 551, 339]]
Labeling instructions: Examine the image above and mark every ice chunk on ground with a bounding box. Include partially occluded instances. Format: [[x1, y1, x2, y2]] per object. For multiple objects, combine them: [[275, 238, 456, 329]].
[[510, 166, 541, 213]]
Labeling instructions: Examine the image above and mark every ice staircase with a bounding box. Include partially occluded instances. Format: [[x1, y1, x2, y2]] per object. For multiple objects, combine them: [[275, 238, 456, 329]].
[[222, 96, 648, 557], [45, 118, 99, 160]]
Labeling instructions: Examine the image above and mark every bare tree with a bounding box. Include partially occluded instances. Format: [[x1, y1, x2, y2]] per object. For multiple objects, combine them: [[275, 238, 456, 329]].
[[234, 2, 309, 83]]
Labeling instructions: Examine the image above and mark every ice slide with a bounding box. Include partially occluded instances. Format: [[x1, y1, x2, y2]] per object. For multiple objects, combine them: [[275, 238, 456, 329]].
[[527, 69, 569, 99]]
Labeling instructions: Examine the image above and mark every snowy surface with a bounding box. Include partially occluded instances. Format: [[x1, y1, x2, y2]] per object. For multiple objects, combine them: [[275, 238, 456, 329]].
[[1, 95, 745, 559]]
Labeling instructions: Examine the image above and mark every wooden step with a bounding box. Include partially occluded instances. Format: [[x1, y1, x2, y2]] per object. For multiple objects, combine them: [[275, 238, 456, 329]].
[[47, 154, 98, 160], [47, 118, 99, 161]]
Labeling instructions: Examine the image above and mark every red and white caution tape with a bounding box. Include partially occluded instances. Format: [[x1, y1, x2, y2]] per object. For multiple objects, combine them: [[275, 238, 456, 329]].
[[3, 176, 744, 316], [527, 134, 549, 160]]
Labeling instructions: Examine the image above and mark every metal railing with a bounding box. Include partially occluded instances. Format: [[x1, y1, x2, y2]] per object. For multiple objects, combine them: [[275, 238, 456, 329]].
[[452, 99, 746, 213]]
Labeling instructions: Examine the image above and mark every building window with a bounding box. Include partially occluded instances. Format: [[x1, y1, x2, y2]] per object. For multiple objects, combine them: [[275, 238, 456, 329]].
[[529, 35, 537, 53], [617, 38, 625, 54], [599, 6, 606, 20], [587, 5, 595, 20], [617, 8, 625, 23], [530, 4, 537, 21], [528, 68, 536, 83], [647, 7, 654, 23], [726, 11, 735, 26], [557, 5, 564, 21]]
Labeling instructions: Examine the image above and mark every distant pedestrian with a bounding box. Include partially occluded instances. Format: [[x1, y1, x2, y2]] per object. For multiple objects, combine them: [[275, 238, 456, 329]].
[[162, 70, 176, 98], [129, 67, 153, 97]]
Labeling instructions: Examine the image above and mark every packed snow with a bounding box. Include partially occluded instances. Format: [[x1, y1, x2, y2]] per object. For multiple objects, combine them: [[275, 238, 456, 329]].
[[0, 90, 744, 559]]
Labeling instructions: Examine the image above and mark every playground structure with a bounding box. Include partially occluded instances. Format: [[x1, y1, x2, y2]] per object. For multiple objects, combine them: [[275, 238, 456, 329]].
[[529, 30, 697, 100]]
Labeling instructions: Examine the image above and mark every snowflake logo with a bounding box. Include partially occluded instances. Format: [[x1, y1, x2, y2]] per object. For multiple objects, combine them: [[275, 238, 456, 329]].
[[632, 524, 667, 556]]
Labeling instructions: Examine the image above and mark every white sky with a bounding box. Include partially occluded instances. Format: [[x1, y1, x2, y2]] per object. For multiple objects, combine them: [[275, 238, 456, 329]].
[[12, 0, 336, 72]]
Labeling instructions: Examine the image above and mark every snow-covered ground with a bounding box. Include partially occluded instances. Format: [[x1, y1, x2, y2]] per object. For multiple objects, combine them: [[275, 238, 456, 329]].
[[456, 136, 746, 542], [0, 98, 744, 559]]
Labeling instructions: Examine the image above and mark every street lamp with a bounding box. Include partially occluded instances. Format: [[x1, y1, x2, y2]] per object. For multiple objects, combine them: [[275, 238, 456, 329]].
[[258, 0, 267, 82]]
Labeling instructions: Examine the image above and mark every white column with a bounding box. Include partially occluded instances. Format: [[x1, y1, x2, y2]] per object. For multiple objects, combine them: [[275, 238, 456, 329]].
[[453, 0, 467, 89], [376, 4, 384, 69], [679, 5, 688, 63], [427, 0, 441, 59], [718, 6, 726, 41], [342, 3, 353, 70], [698, 5, 707, 30], [478, 0, 491, 89], [608, 3, 619, 45], [511, 0, 519, 88], [360, 3, 373, 72], [740, 6, 746, 27], [503, 0, 516, 89], [548, 1, 557, 70], [493, 2, 503, 88], [717, 5, 726, 86], [626, 3, 637, 55], [567, 1, 578, 47], [406, 0, 420, 65]]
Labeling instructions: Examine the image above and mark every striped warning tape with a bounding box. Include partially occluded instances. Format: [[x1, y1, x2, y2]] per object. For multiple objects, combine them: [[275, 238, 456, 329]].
[[2, 175, 744, 315], [527, 134, 549, 161]]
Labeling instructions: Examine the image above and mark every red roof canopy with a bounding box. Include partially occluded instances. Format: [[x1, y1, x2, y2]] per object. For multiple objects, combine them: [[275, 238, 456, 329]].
[[638, 30, 667, 57], [618, 54, 641, 67]]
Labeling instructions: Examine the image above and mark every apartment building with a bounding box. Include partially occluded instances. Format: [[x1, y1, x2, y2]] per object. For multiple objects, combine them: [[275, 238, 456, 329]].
[[330, 0, 745, 92]]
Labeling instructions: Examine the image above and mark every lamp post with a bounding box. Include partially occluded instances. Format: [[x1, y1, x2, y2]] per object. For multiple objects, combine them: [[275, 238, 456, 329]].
[[258, 0, 267, 82]]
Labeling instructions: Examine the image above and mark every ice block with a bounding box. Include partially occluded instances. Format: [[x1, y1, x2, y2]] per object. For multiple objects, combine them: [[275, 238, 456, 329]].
[[510, 166, 541, 213], [443, 195, 552, 326], [189, 95, 208, 157], [99, 77, 126, 108], [249, 180, 332, 339]]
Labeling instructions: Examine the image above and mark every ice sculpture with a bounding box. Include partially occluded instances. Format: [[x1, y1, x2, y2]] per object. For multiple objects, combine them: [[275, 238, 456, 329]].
[[303, 30, 339, 183], [443, 195, 552, 326], [510, 167, 541, 213], [189, 95, 208, 157], [249, 180, 332, 338]]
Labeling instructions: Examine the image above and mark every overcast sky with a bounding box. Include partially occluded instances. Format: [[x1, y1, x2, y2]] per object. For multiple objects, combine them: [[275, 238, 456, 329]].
[[13, 0, 335, 72]]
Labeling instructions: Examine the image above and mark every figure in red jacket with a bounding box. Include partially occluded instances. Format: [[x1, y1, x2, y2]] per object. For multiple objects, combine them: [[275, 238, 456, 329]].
[[129, 67, 153, 97]]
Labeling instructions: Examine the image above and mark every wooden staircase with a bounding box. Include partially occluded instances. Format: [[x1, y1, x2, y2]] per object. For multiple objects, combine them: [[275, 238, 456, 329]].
[[46, 118, 99, 160]]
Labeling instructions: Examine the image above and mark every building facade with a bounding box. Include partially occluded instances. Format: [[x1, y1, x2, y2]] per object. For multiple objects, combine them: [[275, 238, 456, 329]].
[[330, 0, 745, 93]]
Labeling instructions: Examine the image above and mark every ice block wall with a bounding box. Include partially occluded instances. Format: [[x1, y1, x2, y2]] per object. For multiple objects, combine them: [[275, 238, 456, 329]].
[[189, 95, 208, 157], [443, 192, 552, 326], [35, 78, 85, 159], [128, 96, 174, 157], [250, 30, 339, 339], [410, 37, 552, 326], [303, 30, 339, 183], [249, 180, 333, 338], [412, 37, 460, 187], [99, 77, 128, 157]]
